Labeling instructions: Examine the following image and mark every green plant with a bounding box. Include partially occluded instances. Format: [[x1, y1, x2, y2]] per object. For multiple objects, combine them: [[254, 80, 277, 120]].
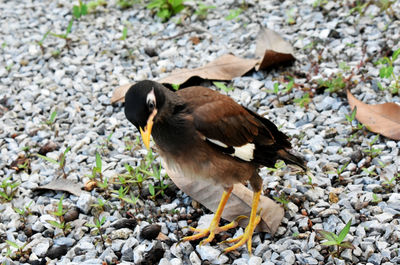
[[47, 194, 71, 236], [45, 110, 57, 126], [213, 81, 234, 92], [120, 26, 128, 40], [14, 201, 33, 223], [171, 83, 180, 91], [147, 0, 186, 22], [318, 73, 346, 93], [225, 8, 242, 20], [97, 132, 114, 153], [195, 3, 215, 20], [266, 160, 286, 173], [318, 220, 354, 257], [376, 47, 400, 94], [87, 0, 107, 12], [312, 0, 328, 8], [372, 193, 382, 203], [72, 0, 88, 19], [117, 0, 139, 9], [363, 134, 382, 158], [362, 167, 377, 176], [50, 19, 74, 40], [345, 107, 357, 125], [5, 64, 13, 72], [382, 173, 399, 189], [5, 240, 29, 259], [0, 177, 20, 202], [86, 216, 106, 245], [286, 8, 296, 24], [36, 30, 51, 52], [36, 146, 71, 178], [273, 192, 290, 209], [293, 92, 310, 108]]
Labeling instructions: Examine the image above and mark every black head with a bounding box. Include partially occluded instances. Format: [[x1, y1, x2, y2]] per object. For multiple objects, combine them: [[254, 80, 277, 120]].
[[124, 80, 166, 130]]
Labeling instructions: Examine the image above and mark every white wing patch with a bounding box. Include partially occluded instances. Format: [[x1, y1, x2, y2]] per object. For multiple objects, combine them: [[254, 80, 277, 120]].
[[232, 143, 255, 161], [207, 138, 228, 148]]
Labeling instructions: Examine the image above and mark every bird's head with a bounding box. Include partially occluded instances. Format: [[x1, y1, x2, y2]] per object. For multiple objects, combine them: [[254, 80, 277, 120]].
[[124, 80, 166, 149]]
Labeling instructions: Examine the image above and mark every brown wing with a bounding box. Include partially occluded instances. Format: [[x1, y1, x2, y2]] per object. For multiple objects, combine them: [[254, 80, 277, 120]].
[[177, 86, 266, 146], [177, 86, 305, 169]]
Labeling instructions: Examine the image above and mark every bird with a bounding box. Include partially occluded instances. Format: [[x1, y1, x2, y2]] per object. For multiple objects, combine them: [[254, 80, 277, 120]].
[[124, 80, 306, 254]]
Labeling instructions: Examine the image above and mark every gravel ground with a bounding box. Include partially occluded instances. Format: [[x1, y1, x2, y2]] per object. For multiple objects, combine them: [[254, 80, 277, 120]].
[[1, 0, 400, 264]]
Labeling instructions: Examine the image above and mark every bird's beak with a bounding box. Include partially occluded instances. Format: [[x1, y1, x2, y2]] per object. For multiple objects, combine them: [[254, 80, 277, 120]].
[[139, 109, 158, 150]]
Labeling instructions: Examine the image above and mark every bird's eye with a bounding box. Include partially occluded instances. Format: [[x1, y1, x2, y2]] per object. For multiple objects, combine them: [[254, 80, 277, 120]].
[[147, 100, 155, 111]]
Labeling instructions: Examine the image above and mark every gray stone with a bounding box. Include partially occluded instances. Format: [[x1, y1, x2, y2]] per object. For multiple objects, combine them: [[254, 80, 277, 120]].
[[196, 245, 228, 264], [189, 251, 201, 265], [76, 193, 94, 214], [32, 240, 50, 257], [368, 253, 383, 265], [280, 250, 295, 265]]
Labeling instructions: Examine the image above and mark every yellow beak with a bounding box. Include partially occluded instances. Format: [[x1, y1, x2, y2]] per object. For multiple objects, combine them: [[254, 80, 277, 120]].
[[139, 109, 157, 150]]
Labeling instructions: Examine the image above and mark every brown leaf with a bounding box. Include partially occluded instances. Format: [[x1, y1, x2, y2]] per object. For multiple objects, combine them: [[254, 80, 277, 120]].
[[329, 192, 339, 204], [157, 54, 258, 86], [111, 83, 133, 104], [190, 36, 201, 45], [34, 179, 84, 197], [38, 141, 58, 155], [163, 161, 284, 234], [347, 90, 400, 140], [255, 28, 295, 70]]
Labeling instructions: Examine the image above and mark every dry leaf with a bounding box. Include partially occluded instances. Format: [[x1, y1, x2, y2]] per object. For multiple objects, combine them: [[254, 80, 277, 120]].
[[329, 192, 339, 204], [111, 83, 132, 104], [35, 179, 84, 197], [347, 90, 400, 140], [163, 161, 284, 235], [255, 28, 295, 70], [157, 54, 258, 86]]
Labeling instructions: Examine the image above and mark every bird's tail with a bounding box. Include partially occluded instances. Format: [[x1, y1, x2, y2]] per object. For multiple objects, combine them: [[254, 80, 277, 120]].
[[277, 149, 307, 171]]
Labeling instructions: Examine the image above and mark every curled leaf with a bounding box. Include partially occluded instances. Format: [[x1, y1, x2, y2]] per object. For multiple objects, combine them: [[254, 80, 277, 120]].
[[255, 28, 295, 70], [111, 83, 133, 104], [163, 161, 284, 234], [157, 54, 258, 86], [347, 90, 400, 140]]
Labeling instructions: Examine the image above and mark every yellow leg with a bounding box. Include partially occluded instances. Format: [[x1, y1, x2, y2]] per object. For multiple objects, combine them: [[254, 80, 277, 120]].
[[182, 187, 239, 245], [223, 190, 261, 254]]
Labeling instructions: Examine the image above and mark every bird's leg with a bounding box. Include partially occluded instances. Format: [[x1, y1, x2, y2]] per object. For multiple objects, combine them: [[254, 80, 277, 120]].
[[182, 187, 242, 245], [222, 189, 261, 254]]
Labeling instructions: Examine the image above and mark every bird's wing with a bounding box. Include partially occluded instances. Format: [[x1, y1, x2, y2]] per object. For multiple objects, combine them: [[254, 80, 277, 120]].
[[177, 86, 293, 165]]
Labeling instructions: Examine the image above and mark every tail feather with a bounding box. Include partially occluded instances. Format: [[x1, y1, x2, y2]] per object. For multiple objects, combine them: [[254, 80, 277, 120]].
[[277, 149, 307, 171]]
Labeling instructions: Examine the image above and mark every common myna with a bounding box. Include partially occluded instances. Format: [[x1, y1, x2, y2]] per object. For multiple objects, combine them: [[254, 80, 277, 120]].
[[124, 80, 305, 254]]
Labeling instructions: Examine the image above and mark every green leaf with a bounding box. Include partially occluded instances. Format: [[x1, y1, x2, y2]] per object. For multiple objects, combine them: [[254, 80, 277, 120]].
[[66, 19, 74, 36], [392, 48, 400, 61], [81, 4, 88, 15], [49, 111, 57, 123], [120, 26, 128, 40], [72, 5, 81, 19], [6, 240, 20, 249], [95, 152, 102, 171], [318, 230, 338, 242], [337, 219, 352, 243], [47, 220, 64, 229], [322, 240, 339, 246], [340, 241, 355, 249], [171, 84, 180, 90], [36, 154, 59, 165], [225, 8, 242, 20], [149, 183, 155, 196]]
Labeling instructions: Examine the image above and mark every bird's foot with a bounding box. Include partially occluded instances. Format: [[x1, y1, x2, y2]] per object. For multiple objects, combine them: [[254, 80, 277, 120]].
[[221, 214, 261, 254], [182, 215, 247, 245]]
